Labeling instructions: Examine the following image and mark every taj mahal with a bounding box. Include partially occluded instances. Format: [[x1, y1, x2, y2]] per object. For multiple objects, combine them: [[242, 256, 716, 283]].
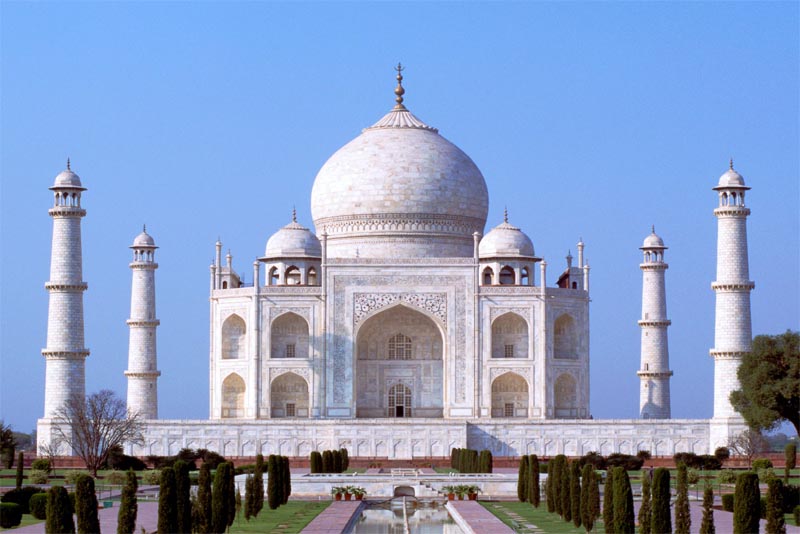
[[37, 67, 754, 459]]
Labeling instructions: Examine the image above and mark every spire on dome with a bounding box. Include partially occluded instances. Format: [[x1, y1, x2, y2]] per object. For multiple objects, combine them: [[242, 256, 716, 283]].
[[729, 157, 734, 170], [394, 63, 406, 110], [66, 157, 71, 171], [651, 224, 655, 234], [503, 206, 508, 224], [143, 224, 147, 233], [292, 206, 297, 223]]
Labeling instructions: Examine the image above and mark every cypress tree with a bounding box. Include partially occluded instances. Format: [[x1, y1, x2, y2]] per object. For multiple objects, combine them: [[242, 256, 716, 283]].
[[591, 468, 600, 526], [322, 450, 333, 473], [546, 460, 555, 512], [254, 454, 265, 516], [195, 462, 212, 534], [553, 456, 564, 515], [699, 483, 715, 534], [211, 463, 228, 533], [450, 448, 457, 470], [785, 442, 796, 484], [225, 463, 236, 529], [158, 466, 177, 534], [602, 468, 615, 534], [234, 488, 241, 523], [651, 467, 672, 534], [15, 452, 23, 489], [332, 449, 343, 473], [174, 460, 192, 534], [675, 463, 691, 534], [612, 467, 634, 534], [117, 469, 138, 534], [46, 486, 75, 534], [479, 450, 490, 473], [561, 458, 571, 522], [75, 474, 100, 534], [637, 469, 651, 534], [529, 455, 540, 507], [310, 451, 321, 473], [580, 464, 594, 532], [341, 448, 349, 471], [766, 478, 785, 534], [244, 475, 254, 521], [281, 456, 291, 504], [733, 472, 760, 534], [571, 460, 582, 528], [517, 455, 529, 502], [267, 454, 281, 510]]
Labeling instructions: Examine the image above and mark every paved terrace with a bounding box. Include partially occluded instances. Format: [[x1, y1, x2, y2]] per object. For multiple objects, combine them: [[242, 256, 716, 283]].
[[301, 500, 363, 533]]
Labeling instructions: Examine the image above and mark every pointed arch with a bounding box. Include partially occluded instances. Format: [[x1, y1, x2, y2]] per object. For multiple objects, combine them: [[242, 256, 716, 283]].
[[554, 313, 578, 359], [482, 266, 494, 285], [221, 373, 245, 418], [554, 373, 578, 418], [491, 312, 529, 359], [499, 265, 515, 285], [491, 372, 529, 417], [270, 312, 309, 359], [270, 372, 309, 418], [221, 314, 246, 360], [284, 265, 301, 285]]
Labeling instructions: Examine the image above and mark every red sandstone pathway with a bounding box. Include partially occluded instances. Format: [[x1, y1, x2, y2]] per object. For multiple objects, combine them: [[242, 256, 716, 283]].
[[10, 501, 159, 534], [301, 500, 363, 533], [447, 500, 514, 533]]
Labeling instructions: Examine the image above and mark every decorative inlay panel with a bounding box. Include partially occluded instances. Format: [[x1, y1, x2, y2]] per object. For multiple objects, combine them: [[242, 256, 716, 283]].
[[490, 307, 530, 323], [269, 367, 311, 382], [270, 307, 311, 323], [354, 293, 446, 326], [489, 366, 531, 383]]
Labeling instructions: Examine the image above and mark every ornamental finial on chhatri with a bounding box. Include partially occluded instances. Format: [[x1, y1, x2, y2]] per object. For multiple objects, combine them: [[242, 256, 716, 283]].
[[143, 224, 147, 233], [292, 206, 297, 223], [730, 157, 734, 170], [503, 206, 508, 224], [651, 224, 655, 234], [394, 62, 406, 110], [66, 157, 71, 171]]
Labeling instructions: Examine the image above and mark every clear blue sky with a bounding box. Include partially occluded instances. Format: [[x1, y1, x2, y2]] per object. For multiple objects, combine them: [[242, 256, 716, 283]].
[[1, 2, 798, 434]]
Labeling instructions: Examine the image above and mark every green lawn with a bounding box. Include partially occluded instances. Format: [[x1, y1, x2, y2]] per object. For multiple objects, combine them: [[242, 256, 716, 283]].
[[434, 467, 458, 474], [482, 501, 610, 533], [228, 501, 330, 533]]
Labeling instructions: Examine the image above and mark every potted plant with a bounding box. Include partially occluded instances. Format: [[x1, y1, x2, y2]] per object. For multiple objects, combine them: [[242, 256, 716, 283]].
[[331, 486, 345, 501], [456, 485, 469, 500], [467, 485, 480, 500], [344, 485, 355, 500], [441, 485, 456, 500], [351, 487, 366, 500]]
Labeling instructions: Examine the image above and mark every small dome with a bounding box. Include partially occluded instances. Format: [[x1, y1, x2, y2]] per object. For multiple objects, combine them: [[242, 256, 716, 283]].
[[264, 217, 321, 259], [641, 228, 666, 249], [479, 217, 535, 258], [51, 161, 85, 190], [132, 227, 156, 248], [714, 160, 749, 190]]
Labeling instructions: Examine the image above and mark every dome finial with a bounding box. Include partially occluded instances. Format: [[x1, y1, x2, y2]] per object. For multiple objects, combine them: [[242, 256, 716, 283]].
[[292, 205, 297, 223], [393, 62, 406, 110], [503, 206, 508, 224], [729, 157, 734, 170], [143, 223, 147, 233], [66, 157, 71, 171], [651, 224, 655, 234]]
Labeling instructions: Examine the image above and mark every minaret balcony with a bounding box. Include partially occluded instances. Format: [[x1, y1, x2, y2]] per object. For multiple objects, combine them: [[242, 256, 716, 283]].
[[710, 281, 755, 291], [48, 206, 86, 217]]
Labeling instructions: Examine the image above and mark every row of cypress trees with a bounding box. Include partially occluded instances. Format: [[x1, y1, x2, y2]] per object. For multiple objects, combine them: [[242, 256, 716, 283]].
[[543, 455, 601, 530], [451, 448, 493, 473], [244, 454, 265, 520], [267, 455, 292, 510], [309, 449, 349, 473], [157, 460, 199, 534]]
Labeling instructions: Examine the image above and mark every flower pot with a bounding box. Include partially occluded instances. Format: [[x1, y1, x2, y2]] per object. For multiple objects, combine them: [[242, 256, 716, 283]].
[[447, 493, 455, 500], [468, 493, 477, 501], [356, 494, 363, 501], [335, 494, 342, 501], [458, 494, 464, 500], [345, 493, 352, 501]]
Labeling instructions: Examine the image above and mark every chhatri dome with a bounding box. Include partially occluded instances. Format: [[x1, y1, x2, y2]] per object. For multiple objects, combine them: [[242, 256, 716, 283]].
[[714, 158, 749, 189], [479, 209, 536, 259], [132, 226, 157, 248], [310, 65, 489, 258], [264, 209, 322, 259], [51, 158, 85, 190], [641, 226, 666, 249]]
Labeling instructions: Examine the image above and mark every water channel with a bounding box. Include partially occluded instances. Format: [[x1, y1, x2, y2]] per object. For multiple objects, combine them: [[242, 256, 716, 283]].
[[347, 497, 463, 533]]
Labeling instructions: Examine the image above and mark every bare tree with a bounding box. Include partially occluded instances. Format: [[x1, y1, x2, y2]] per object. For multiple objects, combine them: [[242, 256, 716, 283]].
[[727, 428, 770, 467], [53, 390, 144, 476]]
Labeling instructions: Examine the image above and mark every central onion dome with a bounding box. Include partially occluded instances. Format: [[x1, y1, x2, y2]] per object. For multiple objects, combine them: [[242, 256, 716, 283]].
[[310, 66, 489, 258]]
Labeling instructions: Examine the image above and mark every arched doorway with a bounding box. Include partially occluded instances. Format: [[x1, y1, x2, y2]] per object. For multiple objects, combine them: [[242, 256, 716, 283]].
[[554, 373, 578, 418], [491, 312, 529, 359], [270, 372, 309, 418], [270, 312, 309, 359], [491, 372, 529, 417], [221, 315, 246, 360], [221, 373, 245, 418], [355, 305, 444, 418]]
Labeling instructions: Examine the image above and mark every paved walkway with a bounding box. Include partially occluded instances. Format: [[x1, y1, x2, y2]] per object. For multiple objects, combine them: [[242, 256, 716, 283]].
[[301, 500, 363, 533], [11, 501, 159, 534], [446, 500, 514, 534]]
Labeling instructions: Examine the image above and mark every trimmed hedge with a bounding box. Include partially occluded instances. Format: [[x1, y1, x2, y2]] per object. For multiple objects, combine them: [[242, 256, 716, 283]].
[[47, 486, 75, 534], [752, 458, 773, 470], [0, 503, 22, 528], [29, 492, 48, 520], [32, 458, 51, 472], [733, 472, 760, 534], [1, 485, 45, 514], [722, 493, 734, 512]]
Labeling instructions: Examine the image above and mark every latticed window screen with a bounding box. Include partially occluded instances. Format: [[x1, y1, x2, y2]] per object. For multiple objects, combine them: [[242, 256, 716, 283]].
[[388, 383, 412, 417], [504, 344, 514, 358], [286, 344, 296, 358], [286, 403, 296, 417], [504, 403, 515, 417], [388, 334, 412, 360]]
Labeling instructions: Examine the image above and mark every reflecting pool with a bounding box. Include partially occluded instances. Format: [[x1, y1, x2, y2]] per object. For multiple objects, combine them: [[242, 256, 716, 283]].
[[348, 498, 463, 533]]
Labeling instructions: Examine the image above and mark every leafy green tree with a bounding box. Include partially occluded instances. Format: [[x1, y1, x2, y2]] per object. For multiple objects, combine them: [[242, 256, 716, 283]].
[[195, 462, 212, 533], [561, 458, 571, 522], [785, 442, 796, 484], [75, 474, 100, 534], [602, 468, 615, 533], [267, 455, 281, 510], [15, 452, 23, 489], [700, 483, 715, 534], [0, 422, 16, 469], [174, 460, 192, 533], [517, 455, 529, 502], [158, 467, 177, 534], [652, 468, 671, 534], [46, 486, 75, 534], [529, 454, 540, 507], [675, 463, 692, 534], [733, 472, 760, 534], [254, 453, 265, 516], [571, 460, 582, 528], [766, 478, 786, 534], [117, 469, 138, 534], [638, 469, 651, 534], [612, 467, 634, 533], [731, 331, 800, 435]]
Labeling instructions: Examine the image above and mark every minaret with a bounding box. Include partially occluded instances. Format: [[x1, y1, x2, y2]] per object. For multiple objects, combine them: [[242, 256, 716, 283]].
[[637, 227, 672, 418], [125, 226, 161, 419], [710, 161, 753, 444], [39, 161, 89, 449]]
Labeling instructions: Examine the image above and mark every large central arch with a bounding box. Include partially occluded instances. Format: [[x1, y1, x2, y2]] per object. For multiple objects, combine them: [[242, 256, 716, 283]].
[[355, 305, 444, 418]]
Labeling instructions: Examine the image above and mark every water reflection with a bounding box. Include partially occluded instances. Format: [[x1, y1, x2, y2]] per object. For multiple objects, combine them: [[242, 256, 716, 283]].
[[349, 498, 462, 533]]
